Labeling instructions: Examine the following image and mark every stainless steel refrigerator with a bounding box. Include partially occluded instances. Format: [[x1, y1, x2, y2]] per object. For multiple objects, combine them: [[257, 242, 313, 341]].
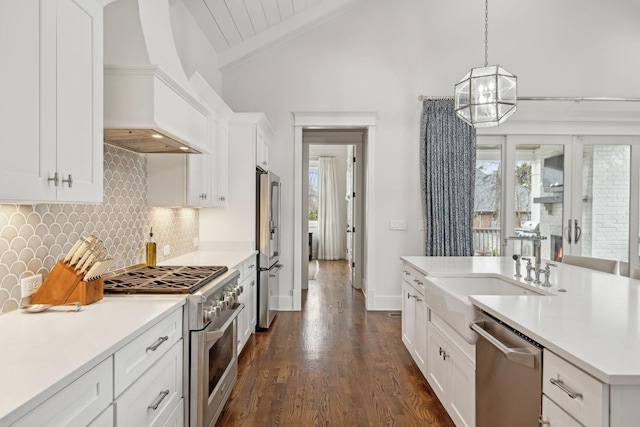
[[256, 169, 282, 329]]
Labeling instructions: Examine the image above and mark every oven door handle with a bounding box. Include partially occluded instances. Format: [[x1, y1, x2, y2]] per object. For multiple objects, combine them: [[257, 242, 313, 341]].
[[204, 303, 245, 345]]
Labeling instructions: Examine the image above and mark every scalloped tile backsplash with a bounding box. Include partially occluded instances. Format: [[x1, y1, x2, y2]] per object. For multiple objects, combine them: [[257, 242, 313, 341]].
[[0, 145, 199, 314]]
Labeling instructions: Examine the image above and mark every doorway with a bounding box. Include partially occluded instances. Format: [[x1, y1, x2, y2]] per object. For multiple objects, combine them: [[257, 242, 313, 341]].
[[293, 112, 377, 311], [304, 133, 365, 292]]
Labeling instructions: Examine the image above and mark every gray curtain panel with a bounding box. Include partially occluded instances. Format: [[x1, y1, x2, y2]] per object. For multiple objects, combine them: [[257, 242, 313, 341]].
[[420, 100, 476, 256]]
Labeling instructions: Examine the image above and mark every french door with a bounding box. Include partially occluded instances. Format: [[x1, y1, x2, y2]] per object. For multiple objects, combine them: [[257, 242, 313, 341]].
[[497, 135, 640, 276]]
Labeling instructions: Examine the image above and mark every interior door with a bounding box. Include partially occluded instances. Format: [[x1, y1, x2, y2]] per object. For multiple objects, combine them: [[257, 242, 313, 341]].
[[346, 145, 356, 287], [567, 136, 636, 274]]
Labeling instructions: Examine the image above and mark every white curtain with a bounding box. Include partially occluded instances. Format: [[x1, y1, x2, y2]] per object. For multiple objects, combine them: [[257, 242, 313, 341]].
[[318, 157, 345, 260]]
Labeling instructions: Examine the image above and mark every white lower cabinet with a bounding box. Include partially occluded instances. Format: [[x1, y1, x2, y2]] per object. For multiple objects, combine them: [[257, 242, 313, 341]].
[[542, 350, 609, 427], [236, 255, 257, 353], [11, 306, 184, 427], [401, 280, 427, 376], [11, 357, 113, 427], [89, 405, 114, 427], [541, 395, 582, 427], [427, 322, 475, 427], [161, 399, 184, 427], [115, 340, 183, 427]]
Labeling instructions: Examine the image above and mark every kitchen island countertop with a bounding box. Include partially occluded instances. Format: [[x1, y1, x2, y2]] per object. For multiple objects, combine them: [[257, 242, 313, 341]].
[[401, 255, 640, 385], [0, 296, 185, 425]]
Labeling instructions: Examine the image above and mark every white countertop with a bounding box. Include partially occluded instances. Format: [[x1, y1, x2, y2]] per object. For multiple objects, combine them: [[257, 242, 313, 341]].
[[160, 249, 256, 269], [0, 296, 185, 425], [401, 256, 640, 385]]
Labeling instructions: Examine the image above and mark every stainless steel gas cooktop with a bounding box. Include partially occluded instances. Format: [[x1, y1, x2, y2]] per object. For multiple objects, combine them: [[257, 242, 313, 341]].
[[103, 265, 228, 294]]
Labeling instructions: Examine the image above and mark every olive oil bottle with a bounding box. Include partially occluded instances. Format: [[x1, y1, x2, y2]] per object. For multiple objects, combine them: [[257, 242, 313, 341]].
[[146, 227, 157, 266]]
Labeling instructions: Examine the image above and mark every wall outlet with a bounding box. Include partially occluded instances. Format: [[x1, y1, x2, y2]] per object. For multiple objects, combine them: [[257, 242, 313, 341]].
[[21, 274, 42, 298], [389, 220, 407, 231], [193, 237, 199, 247], [163, 245, 171, 255]]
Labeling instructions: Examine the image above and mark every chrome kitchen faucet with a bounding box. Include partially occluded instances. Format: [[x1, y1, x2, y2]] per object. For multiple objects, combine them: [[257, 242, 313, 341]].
[[504, 231, 547, 284]]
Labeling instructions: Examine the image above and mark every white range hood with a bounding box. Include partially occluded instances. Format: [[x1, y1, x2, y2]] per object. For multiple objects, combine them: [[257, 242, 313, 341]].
[[103, 0, 211, 154]]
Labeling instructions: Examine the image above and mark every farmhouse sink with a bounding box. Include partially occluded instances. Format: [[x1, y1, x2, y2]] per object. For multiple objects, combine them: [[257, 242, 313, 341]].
[[424, 275, 550, 344]]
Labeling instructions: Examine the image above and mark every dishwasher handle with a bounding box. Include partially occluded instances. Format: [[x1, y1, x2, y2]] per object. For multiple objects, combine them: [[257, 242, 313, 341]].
[[470, 320, 536, 368]]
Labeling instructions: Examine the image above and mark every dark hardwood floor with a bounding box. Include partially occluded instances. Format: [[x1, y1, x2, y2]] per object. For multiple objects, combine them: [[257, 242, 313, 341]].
[[215, 260, 455, 426]]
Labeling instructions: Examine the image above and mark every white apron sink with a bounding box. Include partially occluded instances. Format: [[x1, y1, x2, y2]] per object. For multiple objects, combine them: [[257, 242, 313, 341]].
[[424, 275, 552, 344]]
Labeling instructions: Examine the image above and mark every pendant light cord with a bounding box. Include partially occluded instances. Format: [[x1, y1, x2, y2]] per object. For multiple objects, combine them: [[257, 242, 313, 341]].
[[484, 0, 489, 67]]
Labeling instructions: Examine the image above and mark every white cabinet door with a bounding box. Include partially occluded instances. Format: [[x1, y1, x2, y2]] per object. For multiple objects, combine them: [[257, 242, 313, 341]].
[[401, 281, 416, 354], [427, 324, 448, 405], [53, 0, 103, 202], [427, 322, 475, 427], [115, 340, 183, 427], [0, 0, 55, 201], [256, 126, 269, 170], [237, 258, 257, 353], [0, 0, 102, 203], [212, 121, 229, 206], [12, 357, 113, 427]]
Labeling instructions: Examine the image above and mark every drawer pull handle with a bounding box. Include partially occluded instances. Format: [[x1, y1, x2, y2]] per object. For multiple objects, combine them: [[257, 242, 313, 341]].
[[148, 390, 170, 410], [146, 336, 168, 352], [550, 378, 583, 399]]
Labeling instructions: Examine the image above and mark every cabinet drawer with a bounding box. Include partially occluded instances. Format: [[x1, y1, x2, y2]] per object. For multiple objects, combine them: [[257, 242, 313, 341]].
[[236, 257, 257, 282], [88, 405, 114, 427], [12, 357, 113, 427], [402, 264, 426, 295], [542, 395, 582, 427], [543, 350, 609, 426], [161, 398, 184, 427], [115, 340, 183, 427], [114, 308, 183, 396]]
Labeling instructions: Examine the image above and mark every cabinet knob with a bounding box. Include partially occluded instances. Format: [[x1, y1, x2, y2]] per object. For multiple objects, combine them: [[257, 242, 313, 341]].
[[48, 172, 60, 187], [61, 174, 73, 188]]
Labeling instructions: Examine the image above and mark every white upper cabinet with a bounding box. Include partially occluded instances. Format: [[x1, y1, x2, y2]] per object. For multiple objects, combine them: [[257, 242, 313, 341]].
[[147, 73, 232, 208], [230, 113, 274, 172], [0, 0, 103, 203]]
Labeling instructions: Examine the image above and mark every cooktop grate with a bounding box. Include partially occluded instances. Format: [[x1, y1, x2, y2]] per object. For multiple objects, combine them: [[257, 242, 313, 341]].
[[103, 265, 228, 294]]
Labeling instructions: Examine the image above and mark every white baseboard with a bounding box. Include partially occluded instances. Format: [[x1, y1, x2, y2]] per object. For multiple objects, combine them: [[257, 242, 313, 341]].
[[276, 295, 295, 311], [373, 294, 402, 311]]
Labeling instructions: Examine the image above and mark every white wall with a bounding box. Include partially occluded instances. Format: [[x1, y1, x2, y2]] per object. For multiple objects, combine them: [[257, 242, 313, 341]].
[[170, 2, 223, 93], [214, 0, 640, 309]]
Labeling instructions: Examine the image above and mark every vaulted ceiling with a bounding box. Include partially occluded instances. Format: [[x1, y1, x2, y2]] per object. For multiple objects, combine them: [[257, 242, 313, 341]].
[[182, 0, 361, 70]]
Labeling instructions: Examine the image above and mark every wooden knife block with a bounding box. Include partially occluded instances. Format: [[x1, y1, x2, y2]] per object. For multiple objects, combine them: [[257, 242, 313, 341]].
[[30, 261, 104, 306]]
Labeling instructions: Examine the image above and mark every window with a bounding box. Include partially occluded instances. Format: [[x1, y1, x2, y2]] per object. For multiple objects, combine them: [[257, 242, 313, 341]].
[[309, 164, 318, 224], [474, 145, 502, 256]]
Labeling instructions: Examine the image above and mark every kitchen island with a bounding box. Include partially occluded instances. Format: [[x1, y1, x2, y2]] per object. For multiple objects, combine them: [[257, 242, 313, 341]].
[[401, 256, 640, 427]]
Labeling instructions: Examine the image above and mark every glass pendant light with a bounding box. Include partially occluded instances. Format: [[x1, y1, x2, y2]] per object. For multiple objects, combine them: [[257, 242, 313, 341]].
[[454, 0, 517, 128]]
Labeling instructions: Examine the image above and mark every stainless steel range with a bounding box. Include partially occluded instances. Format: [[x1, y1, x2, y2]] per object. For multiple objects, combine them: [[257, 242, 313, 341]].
[[104, 265, 243, 427]]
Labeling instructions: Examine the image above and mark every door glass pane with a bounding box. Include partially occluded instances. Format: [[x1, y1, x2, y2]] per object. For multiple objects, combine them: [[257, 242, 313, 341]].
[[581, 145, 629, 266], [474, 145, 502, 256], [514, 145, 564, 261]]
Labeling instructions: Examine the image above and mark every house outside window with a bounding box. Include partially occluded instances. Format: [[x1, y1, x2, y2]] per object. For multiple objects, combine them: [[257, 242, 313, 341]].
[[309, 163, 319, 227]]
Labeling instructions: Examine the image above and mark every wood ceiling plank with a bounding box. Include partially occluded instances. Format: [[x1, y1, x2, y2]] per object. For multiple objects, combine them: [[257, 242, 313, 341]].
[[182, 0, 229, 51], [277, 0, 294, 20], [261, 0, 282, 27], [204, 0, 243, 47], [225, 0, 256, 40], [292, 0, 307, 14], [243, 0, 269, 33]]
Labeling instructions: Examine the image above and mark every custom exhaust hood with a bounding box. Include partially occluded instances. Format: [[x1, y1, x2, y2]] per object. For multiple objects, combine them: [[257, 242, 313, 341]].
[[103, 0, 211, 154]]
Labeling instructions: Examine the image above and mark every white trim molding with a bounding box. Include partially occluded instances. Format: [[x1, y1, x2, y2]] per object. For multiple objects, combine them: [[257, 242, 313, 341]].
[[293, 112, 377, 311]]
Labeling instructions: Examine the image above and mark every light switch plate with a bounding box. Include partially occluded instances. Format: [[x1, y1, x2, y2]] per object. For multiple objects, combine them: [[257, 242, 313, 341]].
[[163, 244, 171, 255], [389, 220, 407, 231]]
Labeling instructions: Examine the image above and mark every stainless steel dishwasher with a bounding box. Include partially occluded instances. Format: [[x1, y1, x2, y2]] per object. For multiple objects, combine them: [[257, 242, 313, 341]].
[[471, 316, 542, 427]]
